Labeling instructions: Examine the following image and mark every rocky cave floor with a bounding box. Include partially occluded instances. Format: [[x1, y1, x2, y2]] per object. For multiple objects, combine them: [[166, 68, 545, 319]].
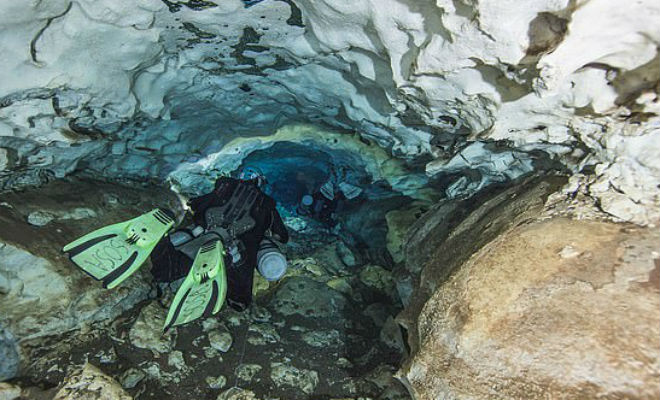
[[1, 178, 410, 400]]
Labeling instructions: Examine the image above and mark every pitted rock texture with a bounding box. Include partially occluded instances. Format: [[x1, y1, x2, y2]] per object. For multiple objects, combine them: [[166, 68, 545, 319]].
[[129, 302, 175, 353], [402, 218, 660, 399], [0, 0, 657, 224], [0, 178, 182, 379], [270, 276, 349, 318], [53, 363, 131, 400], [10, 185, 409, 399], [0, 382, 21, 400]]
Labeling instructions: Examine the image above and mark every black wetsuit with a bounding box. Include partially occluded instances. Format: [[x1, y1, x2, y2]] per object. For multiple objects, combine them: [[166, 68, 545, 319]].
[[301, 191, 344, 226], [150, 177, 288, 309]]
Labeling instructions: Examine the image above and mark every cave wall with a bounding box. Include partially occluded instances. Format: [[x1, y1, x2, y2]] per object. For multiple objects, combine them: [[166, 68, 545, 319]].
[[0, 0, 657, 224], [399, 175, 660, 398], [0, 0, 659, 396], [0, 179, 183, 380]]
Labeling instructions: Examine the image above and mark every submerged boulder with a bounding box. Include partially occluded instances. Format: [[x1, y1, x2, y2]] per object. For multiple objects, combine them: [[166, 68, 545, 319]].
[[129, 301, 174, 353], [217, 387, 259, 400], [270, 276, 349, 318], [270, 362, 319, 395], [53, 363, 131, 400], [403, 218, 660, 399], [0, 382, 21, 400]]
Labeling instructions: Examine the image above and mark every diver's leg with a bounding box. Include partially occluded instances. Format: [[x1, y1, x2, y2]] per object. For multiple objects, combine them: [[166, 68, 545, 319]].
[[226, 259, 254, 312], [150, 237, 193, 283]]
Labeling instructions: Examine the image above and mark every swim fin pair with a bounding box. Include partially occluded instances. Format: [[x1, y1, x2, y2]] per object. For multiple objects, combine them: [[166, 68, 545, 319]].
[[62, 209, 227, 330]]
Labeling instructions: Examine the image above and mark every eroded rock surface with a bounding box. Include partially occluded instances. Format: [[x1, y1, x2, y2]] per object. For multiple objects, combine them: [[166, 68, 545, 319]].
[[0, 0, 657, 225], [6, 187, 408, 399], [403, 217, 660, 399], [0, 382, 21, 400], [0, 179, 181, 380], [129, 302, 175, 353], [270, 276, 349, 318], [53, 363, 131, 400]]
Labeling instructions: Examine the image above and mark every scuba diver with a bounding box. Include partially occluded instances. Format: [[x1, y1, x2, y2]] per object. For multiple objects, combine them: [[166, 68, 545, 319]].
[[297, 174, 363, 226], [62, 167, 288, 332], [297, 182, 343, 226]]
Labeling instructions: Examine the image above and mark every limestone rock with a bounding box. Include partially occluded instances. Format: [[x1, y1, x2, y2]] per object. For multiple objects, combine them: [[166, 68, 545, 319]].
[[404, 218, 660, 399], [203, 346, 221, 359], [336, 357, 353, 369], [0, 238, 150, 380], [1, 241, 150, 340], [235, 364, 262, 383], [53, 363, 131, 400], [119, 368, 146, 390], [26, 210, 55, 226], [394, 274, 414, 308], [364, 365, 409, 400], [301, 329, 342, 347], [0, 383, 21, 400], [304, 262, 326, 277], [140, 361, 167, 380], [224, 308, 248, 328], [270, 362, 319, 395], [217, 387, 259, 400], [0, 325, 19, 381], [326, 277, 353, 296], [96, 346, 118, 364], [385, 204, 426, 264], [129, 302, 173, 353], [251, 273, 271, 298], [26, 208, 97, 227], [250, 304, 272, 323], [379, 317, 406, 354], [56, 207, 97, 221], [359, 265, 397, 299], [209, 329, 233, 353], [205, 375, 227, 389], [0, 273, 9, 295], [201, 318, 222, 332], [271, 276, 348, 318], [336, 241, 358, 268], [247, 323, 280, 345], [167, 350, 187, 371]]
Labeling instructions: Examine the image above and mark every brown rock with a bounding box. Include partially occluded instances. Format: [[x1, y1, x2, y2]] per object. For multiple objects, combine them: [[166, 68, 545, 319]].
[[53, 363, 132, 400], [403, 218, 660, 399]]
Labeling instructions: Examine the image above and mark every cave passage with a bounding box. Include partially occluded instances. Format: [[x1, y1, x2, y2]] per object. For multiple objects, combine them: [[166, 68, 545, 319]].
[[0, 126, 429, 400], [233, 140, 419, 260], [2, 0, 657, 398]]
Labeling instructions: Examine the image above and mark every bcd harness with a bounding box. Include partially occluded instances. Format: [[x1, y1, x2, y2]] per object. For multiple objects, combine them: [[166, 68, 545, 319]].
[[174, 182, 264, 265]]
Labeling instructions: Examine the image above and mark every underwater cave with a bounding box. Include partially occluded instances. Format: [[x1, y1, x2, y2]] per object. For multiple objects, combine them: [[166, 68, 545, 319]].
[[0, 0, 659, 399]]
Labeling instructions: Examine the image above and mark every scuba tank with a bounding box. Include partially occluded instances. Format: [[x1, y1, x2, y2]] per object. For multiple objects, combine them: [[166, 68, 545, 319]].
[[256, 237, 287, 281], [169, 225, 204, 247]]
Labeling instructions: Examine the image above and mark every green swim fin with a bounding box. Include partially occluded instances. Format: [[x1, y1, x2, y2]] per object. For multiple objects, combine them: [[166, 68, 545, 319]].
[[164, 240, 227, 332], [63, 208, 175, 289]]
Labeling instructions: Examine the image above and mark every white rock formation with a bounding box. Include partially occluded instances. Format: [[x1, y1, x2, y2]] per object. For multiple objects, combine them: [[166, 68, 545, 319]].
[[0, 0, 658, 222], [0, 242, 151, 342]]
